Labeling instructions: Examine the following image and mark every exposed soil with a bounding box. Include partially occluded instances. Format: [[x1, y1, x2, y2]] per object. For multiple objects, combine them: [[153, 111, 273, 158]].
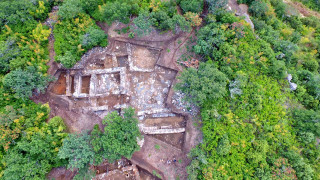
[[46, 167, 76, 180], [150, 133, 185, 149], [92, 158, 132, 175], [51, 72, 66, 95], [138, 166, 161, 180], [284, 0, 320, 18], [131, 45, 160, 70], [144, 116, 185, 128], [81, 76, 91, 94], [36, 12, 202, 179]]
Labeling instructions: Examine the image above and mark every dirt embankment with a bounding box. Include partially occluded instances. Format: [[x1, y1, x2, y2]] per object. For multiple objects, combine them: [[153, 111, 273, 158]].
[[284, 0, 320, 18]]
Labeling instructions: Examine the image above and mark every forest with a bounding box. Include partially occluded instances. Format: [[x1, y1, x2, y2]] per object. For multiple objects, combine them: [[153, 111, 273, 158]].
[[0, 0, 319, 179]]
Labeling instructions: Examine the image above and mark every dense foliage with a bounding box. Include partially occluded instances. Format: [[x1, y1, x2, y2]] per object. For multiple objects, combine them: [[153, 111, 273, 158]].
[[0, 0, 69, 178], [58, 107, 141, 176], [296, 0, 320, 12], [54, 0, 107, 68], [181, 0, 320, 179], [1, 0, 320, 179]]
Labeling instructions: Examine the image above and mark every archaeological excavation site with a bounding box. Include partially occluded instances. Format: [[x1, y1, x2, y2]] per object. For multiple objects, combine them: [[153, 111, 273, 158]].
[[43, 23, 201, 180]]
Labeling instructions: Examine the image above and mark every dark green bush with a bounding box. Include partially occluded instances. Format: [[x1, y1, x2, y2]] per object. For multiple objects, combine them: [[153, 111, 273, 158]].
[[175, 61, 228, 106], [249, 0, 269, 18], [2, 67, 53, 99], [178, 0, 204, 14], [80, 26, 108, 49]]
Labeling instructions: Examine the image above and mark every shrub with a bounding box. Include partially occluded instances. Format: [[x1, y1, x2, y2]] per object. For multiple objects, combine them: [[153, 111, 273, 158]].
[[131, 11, 154, 37], [58, 132, 95, 170], [249, 0, 269, 18], [178, 0, 204, 14], [0, 37, 20, 74], [2, 67, 53, 99], [175, 61, 228, 106], [99, 1, 139, 24], [58, 0, 84, 20], [207, 0, 228, 14], [184, 12, 203, 27], [56, 51, 77, 68], [270, 60, 287, 79], [80, 26, 108, 49]]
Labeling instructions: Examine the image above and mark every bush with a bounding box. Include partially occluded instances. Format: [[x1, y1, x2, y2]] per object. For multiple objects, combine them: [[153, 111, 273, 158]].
[[58, 132, 95, 170], [2, 67, 53, 99], [0, 37, 20, 74], [178, 0, 204, 14], [249, 0, 269, 18], [269, 60, 287, 79], [98, 1, 139, 24], [207, 0, 228, 14], [80, 26, 108, 49], [58, 0, 84, 20], [131, 11, 154, 37], [292, 109, 320, 137], [56, 51, 77, 68], [175, 61, 228, 106]]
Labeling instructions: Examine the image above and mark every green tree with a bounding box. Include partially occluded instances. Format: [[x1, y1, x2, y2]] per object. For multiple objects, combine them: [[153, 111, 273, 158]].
[[58, 132, 95, 171], [249, 0, 269, 18], [167, 14, 191, 34], [0, 37, 20, 74], [193, 23, 226, 59], [56, 51, 77, 68], [175, 61, 228, 106], [178, 0, 204, 14], [80, 26, 108, 49], [58, 0, 84, 20], [99, 1, 139, 24], [2, 116, 67, 180], [100, 107, 141, 162], [132, 11, 154, 37], [2, 67, 53, 99], [207, 0, 228, 14]]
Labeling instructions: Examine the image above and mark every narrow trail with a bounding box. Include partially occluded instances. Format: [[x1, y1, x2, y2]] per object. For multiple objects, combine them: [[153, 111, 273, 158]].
[[284, 0, 320, 18], [170, 28, 195, 64], [45, 6, 60, 76]]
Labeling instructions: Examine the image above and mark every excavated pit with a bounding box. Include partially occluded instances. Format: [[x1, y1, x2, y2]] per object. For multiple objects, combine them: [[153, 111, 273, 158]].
[[48, 40, 194, 180]]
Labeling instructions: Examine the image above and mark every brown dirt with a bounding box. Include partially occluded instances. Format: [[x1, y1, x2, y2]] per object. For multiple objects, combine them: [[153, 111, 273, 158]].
[[138, 166, 161, 180], [150, 133, 185, 149], [97, 95, 120, 107], [284, 0, 320, 18], [46, 167, 76, 180], [131, 45, 160, 69], [117, 55, 129, 67], [113, 41, 128, 56], [132, 136, 189, 180], [144, 116, 185, 128], [51, 72, 66, 95], [37, 17, 203, 180], [104, 55, 114, 68], [81, 76, 91, 94], [91, 158, 131, 175]]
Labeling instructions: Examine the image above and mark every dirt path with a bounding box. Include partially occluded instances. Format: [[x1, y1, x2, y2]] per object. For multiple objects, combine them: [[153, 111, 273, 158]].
[[132, 136, 189, 180], [284, 0, 320, 18], [46, 6, 60, 76]]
